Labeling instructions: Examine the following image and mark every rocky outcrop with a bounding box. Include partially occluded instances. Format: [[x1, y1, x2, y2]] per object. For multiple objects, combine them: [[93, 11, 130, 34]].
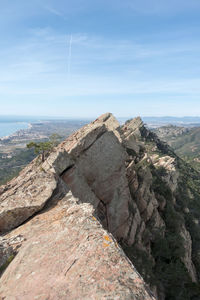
[[154, 125, 188, 140], [0, 191, 155, 300], [180, 225, 197, 282], [0, 113, 156, 300], [0, 112, 199, 299], [0, 161, 57, 233]]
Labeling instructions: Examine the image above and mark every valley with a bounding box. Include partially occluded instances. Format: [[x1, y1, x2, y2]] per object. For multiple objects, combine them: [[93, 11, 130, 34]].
[[154, 125, 200, 172]]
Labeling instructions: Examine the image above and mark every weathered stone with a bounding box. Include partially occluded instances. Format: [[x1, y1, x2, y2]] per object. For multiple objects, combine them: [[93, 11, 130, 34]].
[[180, 225, 197, 282], [0, 235, 24, 275], [0, 112, 198, 299], [42, 148, 74, 175], [0, 162, 57, 233], [94, 112, 120, 131], [0, 192, 155, 300]]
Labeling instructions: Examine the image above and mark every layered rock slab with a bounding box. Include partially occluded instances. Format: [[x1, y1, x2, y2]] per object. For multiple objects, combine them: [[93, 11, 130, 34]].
[[0, 161, 57, 233], [0, 113, 157, 299], [58, 114, 141, 244], [0, 192, 155, 300]]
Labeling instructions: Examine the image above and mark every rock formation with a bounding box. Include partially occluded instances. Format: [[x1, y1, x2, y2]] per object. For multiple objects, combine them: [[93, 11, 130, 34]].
[[1, 113, 200, 299]]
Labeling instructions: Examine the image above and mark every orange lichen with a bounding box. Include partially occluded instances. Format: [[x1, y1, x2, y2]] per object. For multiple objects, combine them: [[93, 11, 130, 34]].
[[104, 235, 112, 242], [102, 242, 110, 248]]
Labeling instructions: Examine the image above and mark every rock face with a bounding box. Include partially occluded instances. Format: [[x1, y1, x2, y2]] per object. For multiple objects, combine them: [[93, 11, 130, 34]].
[[0, 112, 200, 300], [0, 161, 57, 233], [0, 192, 154, 300]]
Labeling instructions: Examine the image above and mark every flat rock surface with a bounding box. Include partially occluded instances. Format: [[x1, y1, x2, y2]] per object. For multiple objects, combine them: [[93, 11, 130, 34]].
[[0, 192, 155, 300]]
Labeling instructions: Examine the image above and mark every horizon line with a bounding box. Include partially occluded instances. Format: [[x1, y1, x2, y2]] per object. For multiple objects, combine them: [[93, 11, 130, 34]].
[[1, 114, 200, 119]]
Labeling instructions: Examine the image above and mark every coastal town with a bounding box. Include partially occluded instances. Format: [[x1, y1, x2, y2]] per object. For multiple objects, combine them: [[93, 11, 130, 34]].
[[0, 119, 88, 185]]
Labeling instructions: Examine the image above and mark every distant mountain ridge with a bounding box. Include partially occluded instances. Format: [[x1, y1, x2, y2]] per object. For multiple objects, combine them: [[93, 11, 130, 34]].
[[154, 125, 200, 172], [119, 116, 200, 128]]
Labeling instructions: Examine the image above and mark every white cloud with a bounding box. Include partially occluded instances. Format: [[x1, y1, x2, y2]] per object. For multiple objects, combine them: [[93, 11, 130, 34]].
[[0, 29, 200, 101]]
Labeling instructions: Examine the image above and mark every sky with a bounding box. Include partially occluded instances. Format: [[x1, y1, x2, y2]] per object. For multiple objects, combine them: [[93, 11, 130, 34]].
[[0, 0, 200, 118]]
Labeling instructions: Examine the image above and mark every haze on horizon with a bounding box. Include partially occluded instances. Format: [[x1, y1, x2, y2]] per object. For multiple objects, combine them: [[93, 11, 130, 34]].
[[0, 0, 200, 118]]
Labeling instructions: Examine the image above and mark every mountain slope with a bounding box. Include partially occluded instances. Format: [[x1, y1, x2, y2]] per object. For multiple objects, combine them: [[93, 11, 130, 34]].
[[154, 125, 200, 171], [1, 113, 200, 299]]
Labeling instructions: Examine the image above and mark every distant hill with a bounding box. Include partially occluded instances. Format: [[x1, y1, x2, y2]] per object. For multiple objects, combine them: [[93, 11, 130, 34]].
[[118, 116, 200, 128], [154, 125, 200, 171]]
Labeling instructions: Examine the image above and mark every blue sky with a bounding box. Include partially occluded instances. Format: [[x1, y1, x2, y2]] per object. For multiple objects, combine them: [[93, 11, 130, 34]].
[[0, 0, 200, 118]]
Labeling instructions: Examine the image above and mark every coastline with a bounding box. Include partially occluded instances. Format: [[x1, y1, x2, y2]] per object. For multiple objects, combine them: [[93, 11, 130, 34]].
[[0, 122, 30, 140]]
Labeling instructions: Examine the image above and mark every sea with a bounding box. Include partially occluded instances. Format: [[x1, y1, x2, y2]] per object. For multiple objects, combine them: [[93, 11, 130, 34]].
[[1, 115, 200, 139], [0, 115, 82, 138], [0, 122, 29, 138], [0, 116, 42, 138]]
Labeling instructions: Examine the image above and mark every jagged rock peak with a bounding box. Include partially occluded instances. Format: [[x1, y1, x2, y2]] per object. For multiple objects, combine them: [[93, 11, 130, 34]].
[[93, 112, 120, 131], [0, 113, 156, 299], [121, 116, 146, 143], [124, 116, 144, 130], [1, 113, 198, 299], [94, 112, 119, 124]]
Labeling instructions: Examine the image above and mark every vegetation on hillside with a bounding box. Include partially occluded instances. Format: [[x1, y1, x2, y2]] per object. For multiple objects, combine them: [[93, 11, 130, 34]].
[[27, 134, 60, 162], [0, 148, 36, 185], [0, 134, 61, 186], [121, 123, 200, 299], [0, 120, 87, 186], [154, 125, 200, 172]]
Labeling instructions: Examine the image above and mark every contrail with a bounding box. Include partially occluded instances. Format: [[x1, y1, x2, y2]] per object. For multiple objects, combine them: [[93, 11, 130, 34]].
[[67, 34, 72, 80]]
